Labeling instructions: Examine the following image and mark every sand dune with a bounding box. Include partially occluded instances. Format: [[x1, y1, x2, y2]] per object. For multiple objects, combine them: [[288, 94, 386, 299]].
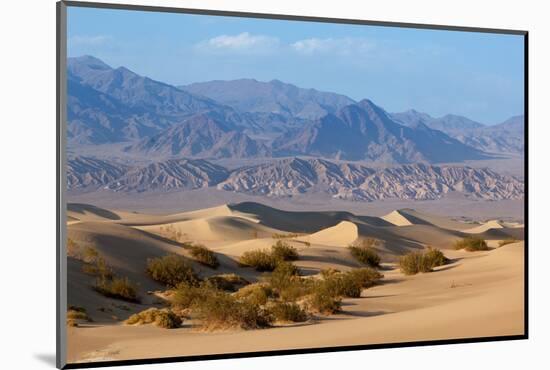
[[300, 221, 358, 247], [463, 219, 504, 233], [67, 242, 525, 363], [381, 210, 414, 226], [66, 202, 524, 364]]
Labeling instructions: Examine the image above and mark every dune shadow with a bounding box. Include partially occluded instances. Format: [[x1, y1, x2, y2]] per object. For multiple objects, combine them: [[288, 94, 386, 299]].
[[68, 203, 121, 220], [344, 310, 389, 318], [433, 264, 460, 272], [379, 277, 404, 285], [132, 228, 185, 248], [299, 254, 361, 269], [365, 294, 398, 299]]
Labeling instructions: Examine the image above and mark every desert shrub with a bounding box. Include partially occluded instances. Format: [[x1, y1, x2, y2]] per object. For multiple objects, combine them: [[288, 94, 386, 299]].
[[266, 262, 310, 302], [239, 249, 279, 271], [345, 268, 384, 289], [125, 308, 181, 329], [82, 256, 113, 280], [67, 238, 81, 258], [189, 244, 219, 269], [192, 290, 273, 330], [205, 274, 249, 292], [67, 306, 91, 322], [272, 233, 301, 239], [234, 283, 272, 306], [399, 251, 432, 275], [423, 247, 449, 267], [307, 284, 342, 314], [399, 248, 449, 275], [348, 239, 382, 267], [155, 310, 182, 329], [322, 273, 362, 298], [454, 236, 489, 251], [146, 254, 198, 287], [268, 301, 308, 323], [67, 319, 78, 327], [498, 238, 518, 247], [320, 268, 341, 279], [171, 282, 216, 309], [94, 276, 140, 303], [271, 241, 299, 261]]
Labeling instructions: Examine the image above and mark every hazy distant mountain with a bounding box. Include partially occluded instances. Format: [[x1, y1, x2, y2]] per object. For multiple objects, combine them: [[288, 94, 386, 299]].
[[67, 56, 255, 144], [67, 156, 130, 189], [273, 100, 488, 163], [218, 157, 524, 201], [392, 109, 524, 153], [181, 79, 356, 119], [124, 111, 270, 159], [392, 110, 484, 132], [107, 159, 229, 193]]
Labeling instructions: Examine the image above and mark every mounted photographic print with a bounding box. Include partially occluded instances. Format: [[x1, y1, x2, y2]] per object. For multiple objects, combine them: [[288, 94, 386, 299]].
[[56, 1, 527, 368]]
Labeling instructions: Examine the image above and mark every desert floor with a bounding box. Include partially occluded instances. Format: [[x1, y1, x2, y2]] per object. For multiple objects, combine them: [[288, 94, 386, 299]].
[[65, 202, 525, 363]]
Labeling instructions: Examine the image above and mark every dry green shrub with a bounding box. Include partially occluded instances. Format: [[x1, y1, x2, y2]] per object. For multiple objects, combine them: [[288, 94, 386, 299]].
[[266, 262, 310, 302], [239, 250, 279, 271], [171, 282, 215, 309], [454, 236, 489, 251], [399, 247, 449, 275], [320, 268, 341, 279], [272, 233, 302, 239], [82, 255, 113, 280], [268, 301, 308, 323], [189, 244, 219, 269], [307, 285, 342, 314], [67, 306, 91, 322], [233, 283, 273, 306], [348, 238, 382, 267], [171, 282, 273, 330], [94, 276, 140, 303], [423, 247, 449, 267], [344, 268, 384, 289], [146, 254, 198, 287], [67, 238, 81, 258], [271, 241, 299, 261], [205, 274, 249, 292], [125, 308, 181, 329]]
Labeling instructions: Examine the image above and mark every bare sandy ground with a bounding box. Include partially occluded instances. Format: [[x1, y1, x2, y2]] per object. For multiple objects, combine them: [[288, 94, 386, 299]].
[[65, 202, 525, 364]]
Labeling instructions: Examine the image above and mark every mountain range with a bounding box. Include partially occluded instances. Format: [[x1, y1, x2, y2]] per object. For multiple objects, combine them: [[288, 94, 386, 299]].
[[67, 155, 524, 201], [67, 55, 524, 164]]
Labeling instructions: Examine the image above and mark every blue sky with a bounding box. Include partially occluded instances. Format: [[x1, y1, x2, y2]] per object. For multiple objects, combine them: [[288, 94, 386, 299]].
[[67, 6, 525, 125]]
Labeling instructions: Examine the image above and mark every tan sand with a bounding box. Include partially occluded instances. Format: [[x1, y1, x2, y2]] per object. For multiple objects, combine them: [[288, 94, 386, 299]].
[[65, 203, 524, 364], [463, 219, 504, 233], [299, 221, 358, 247], [67, 242, 524, 363]]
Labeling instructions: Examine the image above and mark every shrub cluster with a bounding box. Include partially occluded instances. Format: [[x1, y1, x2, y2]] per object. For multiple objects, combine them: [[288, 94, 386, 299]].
[[239, 242, 300, 271], [399, 247, 449, 275], [205, 273, 249, 292], [94, 276, 140, 303], [348, 238, 382, 267], [268, 301, 308, 323], [125, 308, 182, 329], [233, 283, 273, 306], [188, 244, 219, 269], [271, 241, 299, 261], [67, 306, 92, 326], [146, 254, 198, 287], [172, 283, 272, 330], [454, 237, 489, 251]]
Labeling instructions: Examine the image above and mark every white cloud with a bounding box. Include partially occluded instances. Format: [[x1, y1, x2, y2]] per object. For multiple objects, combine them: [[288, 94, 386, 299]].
[[291, 37, 375, 56], [196, 32, 280, 54], [68, 35, 112, 47]]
